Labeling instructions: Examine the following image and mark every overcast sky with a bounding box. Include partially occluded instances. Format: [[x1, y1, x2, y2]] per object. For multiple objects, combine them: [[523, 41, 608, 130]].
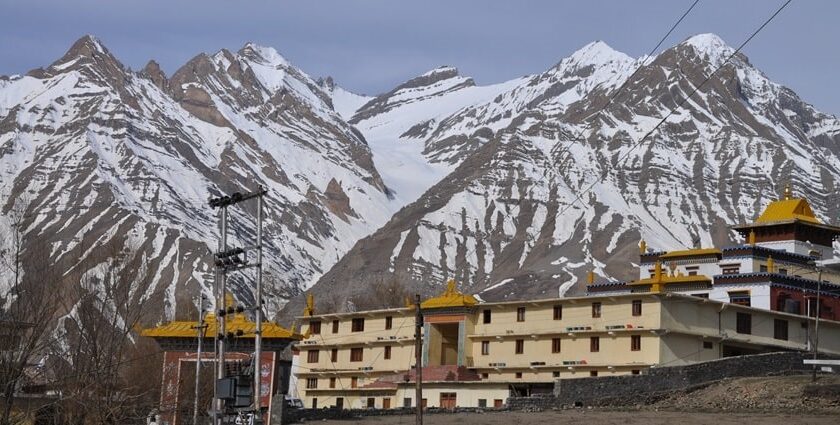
[[2, 0, 838, 115]]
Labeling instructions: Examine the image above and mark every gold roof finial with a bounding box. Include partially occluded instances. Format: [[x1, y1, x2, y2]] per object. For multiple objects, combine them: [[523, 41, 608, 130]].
[[639, 239, 647, 254], [303, 293, 315, 317], [445, 278, 457, 295], [766, 256, 775, 273], [224, 292, 235, 309], [783, 183, 792, 200], [587, 270, 595, 285], [748, 229, 756, 246]]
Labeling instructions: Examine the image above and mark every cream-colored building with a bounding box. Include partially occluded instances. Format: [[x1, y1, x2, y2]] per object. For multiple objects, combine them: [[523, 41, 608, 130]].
[[292, 282, 840, 410]]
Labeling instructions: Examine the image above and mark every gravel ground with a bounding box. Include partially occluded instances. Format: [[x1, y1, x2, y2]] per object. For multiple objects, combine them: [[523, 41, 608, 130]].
[[312, 410, 839, 425]]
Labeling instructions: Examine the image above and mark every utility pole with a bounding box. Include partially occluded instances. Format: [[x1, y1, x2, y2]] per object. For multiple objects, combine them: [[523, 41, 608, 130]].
[[216, 205, 229, 425], [193, 296, 208, 425], [253, 188, 264, 422], [414, 294, 423, 425], [813, 264, 822, 382]]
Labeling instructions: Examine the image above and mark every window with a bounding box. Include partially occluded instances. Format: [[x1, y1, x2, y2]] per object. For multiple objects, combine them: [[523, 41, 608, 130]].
[[335, 397, 343, 409], [312, 398, 318, 409], [329, 377, 336, 388], [729, 291, 751, 306], [736, 312, 751, 335], [631, 369, 640, 375], [351, 377, 358, 388], [517, 307, 526, 322], [774, 319, 788, 341], [481, 373, 489, 379], [478, 399, 487, 408], [403, 398, 412, 408], [590, 370, 598, 377], [703, 341, 713, 349], [631, 335, 641, 351], [778, 268, 788, 275], [367, 398, 375, 408], [590, 336, 600, 352], [553, 305, 563, 320], [686, 266, 699, 276], [721, 264, 741, 275], [306, 378, 317, 389], [553, 371, 560, 378], [385, 316, 393, 330], [332, 319, 339, 333], [481, 340, 490, 355], [632, 300, 642, 316], [307, 350, 319, 363], [551, 338, 561, 353], [759, 265, 768, 273], [515, 372, 523, 378], [592, 302, 602, 318], [309, 320, 321, 335], [351, 318, 365, 332], [384, 346, 392, 360], [330, 348, 338, 363], [483, 309, 492, 324], [515, 339, 524, 354], [383, 398, 391, 409], [494, 399, 503, 408], [350, 347, 364, 362]]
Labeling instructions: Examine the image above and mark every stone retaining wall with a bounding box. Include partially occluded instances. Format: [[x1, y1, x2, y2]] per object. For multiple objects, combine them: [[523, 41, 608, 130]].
[[509, 351, 830, 409]]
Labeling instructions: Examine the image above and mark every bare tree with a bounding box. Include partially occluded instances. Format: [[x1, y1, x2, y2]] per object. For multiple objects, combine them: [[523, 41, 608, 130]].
[[0, 195, 65, 425]]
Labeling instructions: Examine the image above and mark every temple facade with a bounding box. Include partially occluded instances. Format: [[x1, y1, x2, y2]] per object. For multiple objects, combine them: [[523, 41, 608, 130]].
[[588, 186, 840, 320], [292, 281, 840, 410]]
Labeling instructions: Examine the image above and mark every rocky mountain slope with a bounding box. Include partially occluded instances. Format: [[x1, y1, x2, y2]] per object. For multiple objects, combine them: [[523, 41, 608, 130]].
[[287, 34, 840, 315], [0, 36, 395, 320]]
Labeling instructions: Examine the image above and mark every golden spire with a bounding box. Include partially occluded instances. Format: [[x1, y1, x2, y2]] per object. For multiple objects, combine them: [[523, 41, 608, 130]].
[[303, 293, 315, 317], [651, 260, 663, 294], [783, 183, 792, 200], [445, 278, 457, 295], [766, 256, 774, 273], [224, 292, 235, 309], [587, 270, 595, 285], [639, 239, 647, 254], [748, 229, 756, 246]]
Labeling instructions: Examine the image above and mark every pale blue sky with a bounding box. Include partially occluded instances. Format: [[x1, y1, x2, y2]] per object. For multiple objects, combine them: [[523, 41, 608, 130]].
[[1, 0, 838, 115]]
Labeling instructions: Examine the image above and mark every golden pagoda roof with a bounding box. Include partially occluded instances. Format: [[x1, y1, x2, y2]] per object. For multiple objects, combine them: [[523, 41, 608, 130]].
[[659, 248, 722, 259], [630, 274, 712, 286], [141, 294, 301, 340], [755, 198, 820, 224], [421, 279, 478, 309]]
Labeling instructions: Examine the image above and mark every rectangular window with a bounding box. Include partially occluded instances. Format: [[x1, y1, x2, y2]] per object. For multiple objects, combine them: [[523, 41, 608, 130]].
[[515, 372, 522, 378], [590, 370, 598, 377], [632, 300, 642, 316], [729, 291, 751, 306], [351, 377, 358, 388], [350, 347, 364, 362], [385, 316, 393, 330], [515, 339, 524, 354], [383, 398, 391, 409], [631, 335, 641, 351], [553, 371, 560, 378], [330, 348, 338, 363], [483, 309, 491, 324], [335, 397, 343, 409], [329, 377, 336, 389], [590, 336, 600, 352], [592, 302, 602, 318], [721, 264, 741, 275], [306, 378, 317, 389], [403, 398, 412, 408], [351, 318, 365, 332], [703, 341, 713, 349], [553, 305, 563, 320], [367, 398, 374, 409], [552, 338, 561, 353], [478, 399, 487, 408], [332, 319, 339, 333], [312, 398, 317, 409], [736, 312, 752, 335], [384, 346, 392, 360], [481, 340, 490, 355], [309, 321, 321, 335], [773, 319, 788, 341], [759, 265, 768, 272], [307, 350, 319, 363], [517, 307, 526, 322], [631, 370, 640, 375], [481, 373, 489, 379], [778, 268, 788, 275]]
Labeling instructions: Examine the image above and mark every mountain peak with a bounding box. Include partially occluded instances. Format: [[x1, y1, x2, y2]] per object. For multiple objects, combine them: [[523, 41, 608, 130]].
[[62, 34, 110, 61], [38, 34, 123, 77], [565, 40, 632, 67], [420, 66, 459, 78], [238, 42, 289, 66], [678, 33, 736, 65]]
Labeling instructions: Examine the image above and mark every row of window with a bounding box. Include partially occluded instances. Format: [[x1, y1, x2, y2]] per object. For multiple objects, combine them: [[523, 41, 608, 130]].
[[735, 312, 789, 341], [482, 300, 643, 324], [480, 335, 642, 355], [306, 346, 394, 363], [309, 316, 395, 335]]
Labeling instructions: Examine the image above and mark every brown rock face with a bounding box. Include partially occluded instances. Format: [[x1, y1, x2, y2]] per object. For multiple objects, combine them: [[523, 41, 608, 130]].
[[322, 178, 358, 221]]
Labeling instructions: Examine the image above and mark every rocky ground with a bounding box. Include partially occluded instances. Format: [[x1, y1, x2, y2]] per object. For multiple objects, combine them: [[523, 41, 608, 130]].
[[309, 375, 840, 424]]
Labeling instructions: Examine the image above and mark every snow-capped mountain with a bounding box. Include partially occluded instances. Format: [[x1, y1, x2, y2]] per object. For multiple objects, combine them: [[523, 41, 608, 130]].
[[0, 36, 394, 319], [284, 34, 840, 316], [3, 33, 840, 324]]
